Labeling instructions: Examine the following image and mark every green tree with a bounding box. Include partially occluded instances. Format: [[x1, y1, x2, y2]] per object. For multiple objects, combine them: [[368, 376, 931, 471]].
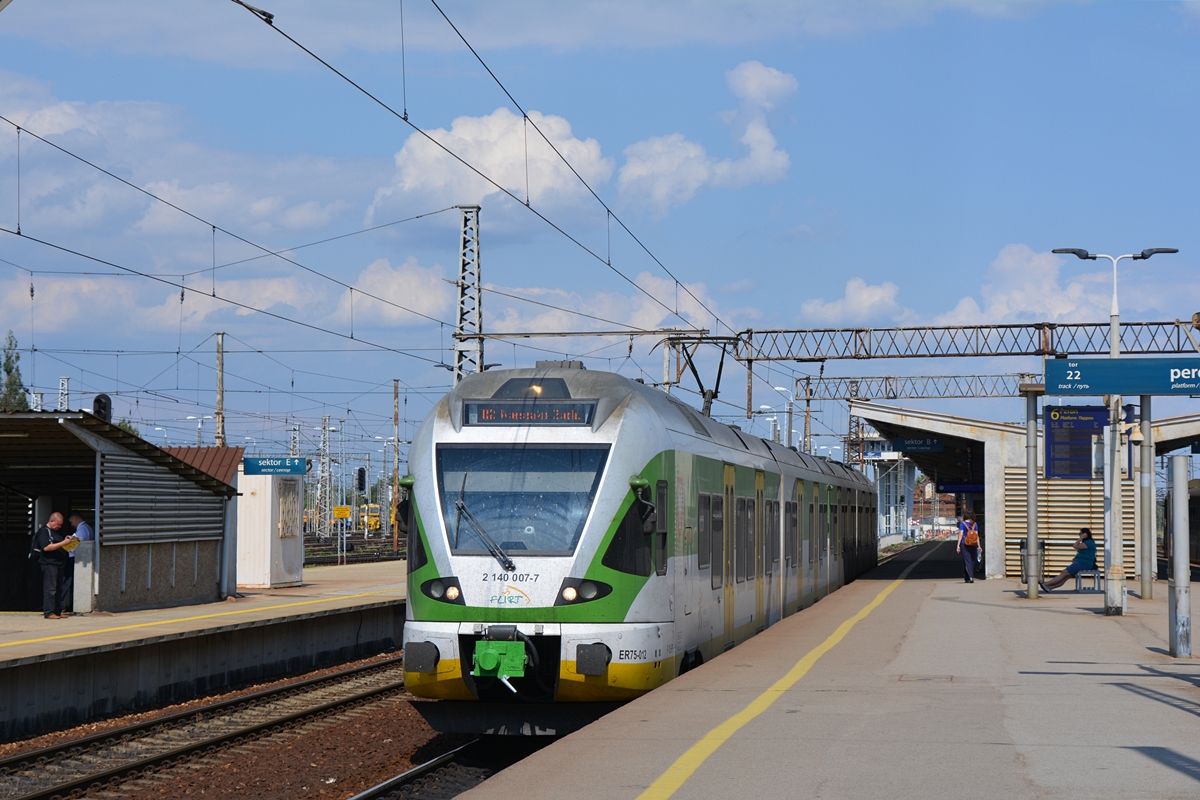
[[117, 418, 140, 437], [1, 330, 30, 412]]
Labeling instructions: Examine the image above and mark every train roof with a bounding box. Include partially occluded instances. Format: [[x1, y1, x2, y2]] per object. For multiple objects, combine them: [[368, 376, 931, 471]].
[[449, 364, 871, 488]]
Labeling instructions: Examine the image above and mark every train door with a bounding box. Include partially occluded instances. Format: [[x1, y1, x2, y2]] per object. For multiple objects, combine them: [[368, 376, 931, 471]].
[[722, 464, 735, 651]]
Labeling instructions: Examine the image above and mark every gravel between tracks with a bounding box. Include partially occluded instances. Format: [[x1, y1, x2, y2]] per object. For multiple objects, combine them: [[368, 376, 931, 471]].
[[0, 651, 401, 760], [106, 695, 471, 800]]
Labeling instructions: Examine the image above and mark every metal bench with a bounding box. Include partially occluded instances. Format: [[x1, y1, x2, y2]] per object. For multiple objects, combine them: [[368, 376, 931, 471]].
[[1075, 570, 1103, 593]]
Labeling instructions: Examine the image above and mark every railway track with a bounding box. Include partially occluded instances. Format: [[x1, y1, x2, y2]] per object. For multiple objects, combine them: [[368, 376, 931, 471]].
[[0, 656, 407, 800], [350, 738, 553, 800]]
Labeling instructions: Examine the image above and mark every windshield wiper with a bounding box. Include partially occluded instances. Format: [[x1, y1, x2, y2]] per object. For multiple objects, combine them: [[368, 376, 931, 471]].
[[455, 499, 517, 573], [453, 470, 516, 572]]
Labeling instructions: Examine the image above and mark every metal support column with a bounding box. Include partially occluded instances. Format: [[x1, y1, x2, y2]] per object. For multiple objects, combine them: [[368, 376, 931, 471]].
[[1140, 395, 1153, 599], [452, 205, 483, 385], [393, 379, 400, 555], [1022, 385, 1042, 598], [57, 376, 68, 411], [1106, 393, 1126, 615], [1169, 454, 1191, 657]]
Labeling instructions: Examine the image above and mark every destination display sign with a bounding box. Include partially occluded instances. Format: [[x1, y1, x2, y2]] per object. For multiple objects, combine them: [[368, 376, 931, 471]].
[[1045, 406, 1107, 480], [893, 437, 942, 453], [464, 401, 596, 426], [1045, 357, 1200, 396], [243, 456, 306, 475]]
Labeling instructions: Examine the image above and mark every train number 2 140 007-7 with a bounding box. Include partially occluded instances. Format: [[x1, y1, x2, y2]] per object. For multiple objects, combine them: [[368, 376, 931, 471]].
[[481, 573, 539, 583]]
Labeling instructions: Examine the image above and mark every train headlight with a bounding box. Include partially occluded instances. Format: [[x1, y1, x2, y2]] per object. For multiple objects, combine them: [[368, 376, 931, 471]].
[[420, 577, 465, 605], [555, 578, 613, 606]]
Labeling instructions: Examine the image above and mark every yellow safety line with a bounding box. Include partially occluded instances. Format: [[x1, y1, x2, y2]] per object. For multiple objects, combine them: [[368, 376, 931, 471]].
[[638, 542, 943, 800], [0, 587, 406, 649]]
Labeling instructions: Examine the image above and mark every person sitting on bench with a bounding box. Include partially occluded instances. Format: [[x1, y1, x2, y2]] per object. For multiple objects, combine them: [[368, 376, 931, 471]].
[[1040, 528, 1097, 593]]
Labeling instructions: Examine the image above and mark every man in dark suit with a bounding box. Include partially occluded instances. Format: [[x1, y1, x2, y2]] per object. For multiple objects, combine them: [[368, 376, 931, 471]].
[[32, 513, 75, 619]]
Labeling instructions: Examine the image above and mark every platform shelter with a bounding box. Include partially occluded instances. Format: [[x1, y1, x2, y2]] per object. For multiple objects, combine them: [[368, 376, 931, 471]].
[[849, 402, 1200, 580], [0, 411, 239, 614]]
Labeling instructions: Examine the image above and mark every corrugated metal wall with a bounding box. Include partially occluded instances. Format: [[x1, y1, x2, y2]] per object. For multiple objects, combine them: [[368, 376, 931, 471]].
[[99, 450, 226, 545], [1003, 467, 1135, 577]]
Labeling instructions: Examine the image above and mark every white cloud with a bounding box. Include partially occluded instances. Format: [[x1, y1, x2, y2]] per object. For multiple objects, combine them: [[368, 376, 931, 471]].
[[617, 61, 794, 212], [936, 244, 1108, 325], [368, 108, 613, 225], [332, 257, 454, 328], [801, 277, 913, 325]]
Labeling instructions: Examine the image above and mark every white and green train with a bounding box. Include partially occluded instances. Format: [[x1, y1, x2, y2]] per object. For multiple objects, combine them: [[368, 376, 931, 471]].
[[401, 363, 877, 713]]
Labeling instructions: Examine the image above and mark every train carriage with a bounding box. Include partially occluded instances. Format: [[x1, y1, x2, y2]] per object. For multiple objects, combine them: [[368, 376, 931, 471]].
[[401, 363, 876, 717]]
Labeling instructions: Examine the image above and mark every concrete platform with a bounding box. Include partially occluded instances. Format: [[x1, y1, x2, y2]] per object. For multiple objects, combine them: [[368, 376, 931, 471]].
[[0, 561, 406, 739], [467, 542, 1200, 800]]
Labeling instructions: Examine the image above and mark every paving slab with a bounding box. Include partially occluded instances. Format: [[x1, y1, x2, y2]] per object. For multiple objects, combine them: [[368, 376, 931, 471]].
[[465, 541, 1200, 800]]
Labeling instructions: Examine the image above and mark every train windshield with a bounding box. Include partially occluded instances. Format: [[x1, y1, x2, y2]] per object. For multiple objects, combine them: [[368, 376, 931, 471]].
[[437, 445, 610, 556]]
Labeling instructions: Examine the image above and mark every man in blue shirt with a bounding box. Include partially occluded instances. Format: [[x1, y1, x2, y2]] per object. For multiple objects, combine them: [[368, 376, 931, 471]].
[[1040, 528, 1097, 593]]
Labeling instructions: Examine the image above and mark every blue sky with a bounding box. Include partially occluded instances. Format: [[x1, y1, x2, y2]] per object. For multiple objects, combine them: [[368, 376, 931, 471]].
[[1, 0, 1198, 460]]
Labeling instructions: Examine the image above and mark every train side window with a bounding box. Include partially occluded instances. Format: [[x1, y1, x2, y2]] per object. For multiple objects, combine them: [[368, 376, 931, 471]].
[[698, 493, 711, 570], [406, 503, 427, 573], [711, 495, 724, 589], [762, 499, 772, 578], [808, 500, 815, 564], [735, 497, 747, 584], [771, 500, 781, 567], [601, 501, 653, 577], [784, 501, 795, 566], [819, 502, 827, 560], [655, 480, 669, 577], [745, 498, 756, 582]]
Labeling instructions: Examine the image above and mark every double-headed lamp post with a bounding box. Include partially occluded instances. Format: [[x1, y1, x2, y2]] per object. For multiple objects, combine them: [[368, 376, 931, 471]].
[[774, 386, 795, 449], [1053, 247, 1177, 615]]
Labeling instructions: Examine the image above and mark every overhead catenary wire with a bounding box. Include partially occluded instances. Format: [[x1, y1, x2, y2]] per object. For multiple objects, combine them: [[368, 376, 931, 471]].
[[224, 3, 687, 330], [0, 114, 451, 327], [426, 0, 733, 337], [0, 226, 445, 366]]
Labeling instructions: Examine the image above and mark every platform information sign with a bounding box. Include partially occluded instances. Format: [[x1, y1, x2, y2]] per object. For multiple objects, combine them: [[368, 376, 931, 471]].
[[243, 457, 306, 475], [893, 437, 942, 453], [1045, 406, 1107, 480], [1045, 357, 1200, 396]]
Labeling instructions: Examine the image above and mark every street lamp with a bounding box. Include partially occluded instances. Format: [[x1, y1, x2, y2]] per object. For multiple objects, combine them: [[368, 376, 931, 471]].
[[154, 427, 168, 447], [819, 445, 842, 462], [244, 436, 257, 455], [757, 404, 780, 442], [773, 386, 795, 449], [186, 415, 213, 446], [1052, 246, 1177, 615]]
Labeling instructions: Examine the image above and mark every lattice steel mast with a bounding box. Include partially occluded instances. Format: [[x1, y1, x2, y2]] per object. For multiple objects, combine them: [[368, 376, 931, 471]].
[[452, 205, 483, 385]]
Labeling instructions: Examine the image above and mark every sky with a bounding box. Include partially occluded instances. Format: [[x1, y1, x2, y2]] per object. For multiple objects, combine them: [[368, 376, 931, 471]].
[[1, 0, 1198, 468]]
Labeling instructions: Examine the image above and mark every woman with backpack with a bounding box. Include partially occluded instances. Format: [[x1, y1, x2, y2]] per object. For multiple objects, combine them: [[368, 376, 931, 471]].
[[956, 511, 980, 583]]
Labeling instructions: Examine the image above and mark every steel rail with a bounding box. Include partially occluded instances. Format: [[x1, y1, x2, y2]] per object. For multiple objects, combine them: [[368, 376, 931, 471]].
[[347, 740, 481, 800], [0, 655, 403, 771], [0, 658, 405, 800]]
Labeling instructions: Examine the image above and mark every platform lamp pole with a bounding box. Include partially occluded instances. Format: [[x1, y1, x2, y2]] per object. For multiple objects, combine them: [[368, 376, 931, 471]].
[[1169, 454, 1191, 657], [1021, 382, 1044, 598], [1140, 395, 1153, 600], [1053, 247, 1177, 615]]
